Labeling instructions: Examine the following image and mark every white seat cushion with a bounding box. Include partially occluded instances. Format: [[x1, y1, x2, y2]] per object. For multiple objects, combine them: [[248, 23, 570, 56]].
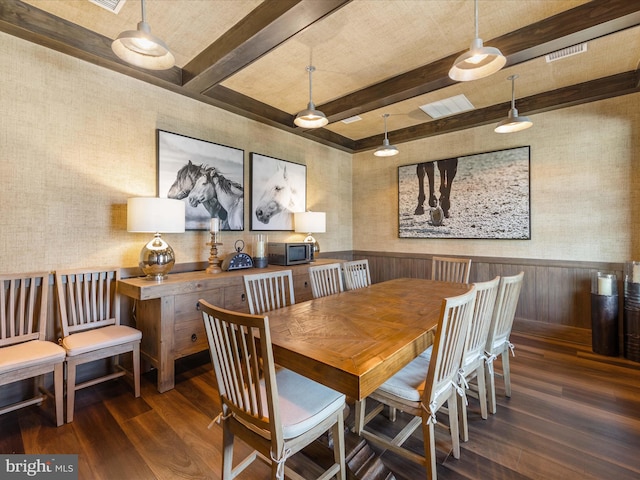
[[237, 368, 345, 440], [376, 354, 430, 402], [62, 325, 141, 356], [0, 340, 66, 374]]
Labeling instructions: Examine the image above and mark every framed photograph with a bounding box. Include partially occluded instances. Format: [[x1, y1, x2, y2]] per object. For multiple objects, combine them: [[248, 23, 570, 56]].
[[398, 146, 530, 239], [250, 153, 306, 231], [157, 130, 245, 231]]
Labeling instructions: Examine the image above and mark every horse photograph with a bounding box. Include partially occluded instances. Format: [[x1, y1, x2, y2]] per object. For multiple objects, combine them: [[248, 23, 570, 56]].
[[157, 130, 244, 230], [398, 146, 530, 239], [250, 153, 306, 231]]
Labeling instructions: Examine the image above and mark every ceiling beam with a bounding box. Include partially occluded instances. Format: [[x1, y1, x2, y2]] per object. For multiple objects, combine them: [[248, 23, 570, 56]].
[[353, 71, 640, 152], [183, 0, 351, 95]]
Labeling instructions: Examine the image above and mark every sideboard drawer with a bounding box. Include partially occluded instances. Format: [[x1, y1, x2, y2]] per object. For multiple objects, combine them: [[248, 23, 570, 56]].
[[174, 317, 208, 358]]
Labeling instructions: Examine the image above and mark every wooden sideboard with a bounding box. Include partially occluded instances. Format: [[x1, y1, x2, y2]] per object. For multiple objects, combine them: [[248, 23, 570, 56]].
[[118, 259, 339, 392]]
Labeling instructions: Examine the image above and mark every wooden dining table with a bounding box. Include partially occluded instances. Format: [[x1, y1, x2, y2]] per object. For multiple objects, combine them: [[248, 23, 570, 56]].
[[265, 277, 472, 400]]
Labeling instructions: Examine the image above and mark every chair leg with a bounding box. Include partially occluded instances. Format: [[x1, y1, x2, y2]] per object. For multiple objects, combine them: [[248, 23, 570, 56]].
[[133, 343, 141, 398], [502, 346, 512, 398], [457, 386, 468, 443], [66, 361, 76, 423], [331, 410, 346, 480], [476, 365, 488, 420], [422, 416, 437, 480], [448, 391, 460, 459], [54, 363, 64, 427], [221, 421, 234, 480], [485, 360, 497, 415]]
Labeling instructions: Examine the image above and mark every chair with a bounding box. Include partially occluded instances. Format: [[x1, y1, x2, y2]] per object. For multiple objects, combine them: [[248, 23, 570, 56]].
[[309, 263, 344, 299], [243, 270, 295, 315], [355, 286, 477, 479], [431, 256, 471, 283], [199, 300, 346, 480], [55, 267, 141, 423], [484, 272, 524, 414], [342, 259, 371, 290], [0, 272, 65, 426]]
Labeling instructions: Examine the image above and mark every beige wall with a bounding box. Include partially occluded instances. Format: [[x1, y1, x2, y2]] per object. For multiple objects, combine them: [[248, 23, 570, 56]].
[[0, 33, 352, 274], [353, 93, 640, 263]]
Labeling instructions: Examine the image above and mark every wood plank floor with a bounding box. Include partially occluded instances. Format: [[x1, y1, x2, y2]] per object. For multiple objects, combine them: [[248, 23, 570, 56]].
[[1, 332, 639, 479]]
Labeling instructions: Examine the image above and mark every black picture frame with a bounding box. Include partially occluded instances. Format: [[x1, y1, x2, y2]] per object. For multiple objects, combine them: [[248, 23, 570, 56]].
[[157, 130, 245, 231], [249, 153, 306, 231], [398, 146, 531, 239]]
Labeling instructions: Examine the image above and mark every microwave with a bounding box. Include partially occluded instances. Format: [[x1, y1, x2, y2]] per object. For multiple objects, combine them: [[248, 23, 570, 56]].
[[267, 242, 312, 266]]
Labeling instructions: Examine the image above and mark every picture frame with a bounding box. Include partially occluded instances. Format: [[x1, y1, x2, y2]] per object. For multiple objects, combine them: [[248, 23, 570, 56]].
[[157, 129, 245, 231], [398, 146, 531, 239], [249, 153, 306, 231]]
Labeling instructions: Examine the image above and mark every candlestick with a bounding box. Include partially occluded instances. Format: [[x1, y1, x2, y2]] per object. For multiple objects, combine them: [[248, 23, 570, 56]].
[[210, 217, 220, 234], [206, 231, 222, 274]]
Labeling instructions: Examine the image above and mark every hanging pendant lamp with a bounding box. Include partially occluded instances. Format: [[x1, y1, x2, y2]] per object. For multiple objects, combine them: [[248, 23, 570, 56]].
[[374, 114, 399, 157], [495, 74, 532, 133], [449, 0, 506, 82], [294, 65, 328, 129], [112, 0, 175, 70]]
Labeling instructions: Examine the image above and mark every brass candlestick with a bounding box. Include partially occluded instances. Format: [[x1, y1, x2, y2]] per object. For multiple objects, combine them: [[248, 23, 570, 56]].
[[206, 232, 223, 274]]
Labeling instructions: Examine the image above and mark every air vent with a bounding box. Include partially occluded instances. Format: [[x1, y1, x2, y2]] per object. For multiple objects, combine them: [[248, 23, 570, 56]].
[[545, 43, 587, 62], [419, 94, 475, 119], [341, 115, 362, 124], [88, 0, 126, 14]]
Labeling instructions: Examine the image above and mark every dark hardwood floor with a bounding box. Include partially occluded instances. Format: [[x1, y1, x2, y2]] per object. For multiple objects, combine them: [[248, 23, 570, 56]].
[[1, 332, 639, 479]]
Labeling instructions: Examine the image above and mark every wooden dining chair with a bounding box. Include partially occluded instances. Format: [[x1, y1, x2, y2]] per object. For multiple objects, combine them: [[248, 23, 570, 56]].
[[355, 286, 477, 480], [0, 272, 65, 426], [243, 270, 295, 315], [342, 259, 371, 290], [431, 256, 471, 283], [485, 272, 524, 414], [199, 300, 347, 480], [55, 267, 141, 423], [309, 262, 344, 299]]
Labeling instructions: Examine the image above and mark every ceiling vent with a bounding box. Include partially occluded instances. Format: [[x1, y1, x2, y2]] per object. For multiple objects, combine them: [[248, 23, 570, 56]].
[[545, 43, 587, 62], [341, 115, 362, 124], [419, 94, 475, 119], [88, 0, 127, 14]]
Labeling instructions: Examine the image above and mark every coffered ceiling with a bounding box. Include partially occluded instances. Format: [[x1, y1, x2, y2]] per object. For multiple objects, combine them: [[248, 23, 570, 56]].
[[2, 0, 640, 153]]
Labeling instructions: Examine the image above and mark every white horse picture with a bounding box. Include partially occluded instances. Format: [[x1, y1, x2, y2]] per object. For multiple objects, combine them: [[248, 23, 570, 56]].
[[250, 153, 306, 230]]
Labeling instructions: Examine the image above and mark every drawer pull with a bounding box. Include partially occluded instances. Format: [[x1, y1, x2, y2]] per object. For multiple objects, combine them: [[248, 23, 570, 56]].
[[241, 293, 246, 302], [191, 333, 197, 342], [196, 302, 201, 311]]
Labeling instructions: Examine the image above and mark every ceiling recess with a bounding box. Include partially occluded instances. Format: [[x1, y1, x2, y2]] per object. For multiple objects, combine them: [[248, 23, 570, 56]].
[[419, 94, 475, 119], [88, 0, 127, 14], [341, 115, 362, 124], [545, 43, 587, 62]]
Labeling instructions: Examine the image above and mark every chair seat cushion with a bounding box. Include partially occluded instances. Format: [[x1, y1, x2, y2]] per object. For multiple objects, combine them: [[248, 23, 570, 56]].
[[238, 368, 345, 440], [0, 340, 65, 374], [376, 354, 430, 402], [62, 325, 142, 356]]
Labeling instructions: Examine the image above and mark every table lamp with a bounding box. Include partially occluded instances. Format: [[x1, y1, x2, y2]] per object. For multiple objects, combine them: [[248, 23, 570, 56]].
[[127, 197, 185, 281], [294, 211, 326, 258]]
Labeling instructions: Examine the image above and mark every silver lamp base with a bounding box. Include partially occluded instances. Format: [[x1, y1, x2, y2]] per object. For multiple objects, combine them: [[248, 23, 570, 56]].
[[139, 233, 175, 281], [303, 234, 319, 262]]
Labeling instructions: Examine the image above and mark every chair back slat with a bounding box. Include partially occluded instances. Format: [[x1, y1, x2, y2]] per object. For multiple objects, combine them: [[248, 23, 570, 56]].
[[486, 272, 524, 352], [200, 300, 281, 441], [343, 259, 371, 290], [0, 272, 49, 347], [56, 268, 120, 336], [462, 276, 500, 369], [431, 256, 471, 284], [309, 263, 344, 298], [243, 270, 295, 315], [423, 286, 476, 406]]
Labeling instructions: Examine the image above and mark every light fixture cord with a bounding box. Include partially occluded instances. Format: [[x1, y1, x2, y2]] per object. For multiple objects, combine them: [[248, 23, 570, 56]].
[[383, 114, 389, 141], [307, 66, 314, 105], [511, 76, 516, 110], [141, 0, 147, 23], [474, 0, 479, 38]]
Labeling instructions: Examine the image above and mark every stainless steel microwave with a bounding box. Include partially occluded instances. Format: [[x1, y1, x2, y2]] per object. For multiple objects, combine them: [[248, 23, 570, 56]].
[[267, 242, 312, 266]]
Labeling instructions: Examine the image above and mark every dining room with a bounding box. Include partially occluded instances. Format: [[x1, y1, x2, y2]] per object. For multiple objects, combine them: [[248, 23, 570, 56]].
[[1, 1, 640, 479]]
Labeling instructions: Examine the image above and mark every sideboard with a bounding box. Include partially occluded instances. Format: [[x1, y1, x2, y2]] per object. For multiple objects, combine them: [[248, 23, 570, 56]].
[[118, 259, 339, 392]]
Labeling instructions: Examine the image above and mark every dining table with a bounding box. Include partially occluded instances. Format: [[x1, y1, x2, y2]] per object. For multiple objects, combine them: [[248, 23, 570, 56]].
[[264, 277, 473, 400]]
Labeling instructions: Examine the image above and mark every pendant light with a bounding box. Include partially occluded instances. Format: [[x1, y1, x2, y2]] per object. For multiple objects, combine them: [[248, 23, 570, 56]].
[[495, 74, 532, 133], [448, 0, 506, 82], [374, 114, 399, 157], [112, 0, 175, 70], [294, 65, 328, 129]]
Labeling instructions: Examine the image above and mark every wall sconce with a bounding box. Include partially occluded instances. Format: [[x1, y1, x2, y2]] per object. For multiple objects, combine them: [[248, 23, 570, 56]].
[[294, 211, 326, 258], [127, 197, 185, 281]]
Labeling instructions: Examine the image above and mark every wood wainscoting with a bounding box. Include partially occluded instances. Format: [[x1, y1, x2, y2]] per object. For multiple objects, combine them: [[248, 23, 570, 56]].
[[349, 251, 625, 349]]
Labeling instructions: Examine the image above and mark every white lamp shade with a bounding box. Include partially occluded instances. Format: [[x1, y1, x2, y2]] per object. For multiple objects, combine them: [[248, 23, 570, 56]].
[[127, 197, 185, 233], [294, 212, 326, 233]]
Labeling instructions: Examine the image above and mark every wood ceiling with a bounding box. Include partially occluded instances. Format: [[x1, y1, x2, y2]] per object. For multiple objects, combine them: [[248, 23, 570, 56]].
[[2, 0, 640, 153]]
